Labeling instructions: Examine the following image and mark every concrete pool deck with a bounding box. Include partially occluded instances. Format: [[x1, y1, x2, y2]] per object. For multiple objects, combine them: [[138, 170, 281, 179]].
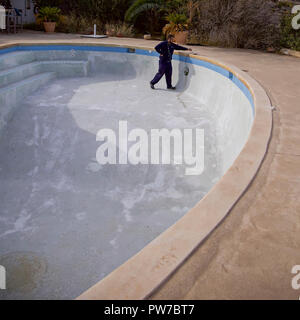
[[0, 31, 300, 300]]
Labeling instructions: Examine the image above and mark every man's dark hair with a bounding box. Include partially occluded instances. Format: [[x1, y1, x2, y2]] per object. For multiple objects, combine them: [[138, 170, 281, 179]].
[[167, 34, 175, 40]]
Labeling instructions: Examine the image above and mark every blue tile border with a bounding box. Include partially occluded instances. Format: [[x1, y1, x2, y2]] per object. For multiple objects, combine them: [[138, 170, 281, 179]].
[[0, 46, 19, 55], [0, 44, 254, 114]]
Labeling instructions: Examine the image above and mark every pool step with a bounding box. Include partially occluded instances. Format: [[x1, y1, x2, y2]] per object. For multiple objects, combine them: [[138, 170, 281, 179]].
[[0, 51, 36, 72], [0, 72, 56, 137], [0, 60, 90, 88], [41, 60, 90, 78]]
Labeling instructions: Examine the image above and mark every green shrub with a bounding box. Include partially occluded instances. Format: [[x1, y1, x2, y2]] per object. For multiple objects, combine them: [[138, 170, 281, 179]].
[[277, 1, 293, 10], [280, 13, 300, 51], [37, 6, 61, 23], [105, 22, 135, 37], [166, 13, 188, 26], [125, 0, 186, 34], [56, 12, 105, 34], [188, 0, 280, 49], [23, 23, 44, 31], [163, 13, 189, 35], [33, 0, 131, 24]]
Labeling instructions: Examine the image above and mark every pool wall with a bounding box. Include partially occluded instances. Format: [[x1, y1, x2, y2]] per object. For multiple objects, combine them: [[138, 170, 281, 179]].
[[0, 44, 253, 175], [0, 43, 272, 300]]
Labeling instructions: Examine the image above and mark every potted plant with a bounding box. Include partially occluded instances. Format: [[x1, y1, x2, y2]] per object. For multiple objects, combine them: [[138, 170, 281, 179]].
[[163, 13, 189, 44], [37, 6, 61, 33]]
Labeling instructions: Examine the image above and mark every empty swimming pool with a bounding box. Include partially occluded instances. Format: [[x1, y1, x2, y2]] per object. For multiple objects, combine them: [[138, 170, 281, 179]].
[[0, 44, 254, 299]]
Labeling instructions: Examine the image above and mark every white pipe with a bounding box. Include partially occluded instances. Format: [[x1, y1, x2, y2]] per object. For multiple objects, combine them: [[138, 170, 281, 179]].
[[94, 24, 96, 37]]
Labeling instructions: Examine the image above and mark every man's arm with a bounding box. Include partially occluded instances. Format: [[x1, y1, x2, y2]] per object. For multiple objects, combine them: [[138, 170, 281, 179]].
[[172, 43, 190, 51], [154, 42, 164, 54]]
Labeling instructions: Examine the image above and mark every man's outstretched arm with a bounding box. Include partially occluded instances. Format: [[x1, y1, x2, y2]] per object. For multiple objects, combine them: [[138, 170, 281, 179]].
[[172, 43, 191, 51]]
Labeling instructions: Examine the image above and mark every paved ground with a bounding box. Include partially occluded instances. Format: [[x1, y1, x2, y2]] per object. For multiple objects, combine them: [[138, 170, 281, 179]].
[[1, 31, 300, 300]]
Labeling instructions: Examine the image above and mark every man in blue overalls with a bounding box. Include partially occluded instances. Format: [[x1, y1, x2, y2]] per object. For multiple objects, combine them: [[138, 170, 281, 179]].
[[150, 34, 191, 90]]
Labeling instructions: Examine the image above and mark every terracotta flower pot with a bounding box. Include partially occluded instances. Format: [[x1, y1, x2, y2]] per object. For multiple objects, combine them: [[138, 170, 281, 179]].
[[175, 31, 189, 45], [43, 22, 56, 33]]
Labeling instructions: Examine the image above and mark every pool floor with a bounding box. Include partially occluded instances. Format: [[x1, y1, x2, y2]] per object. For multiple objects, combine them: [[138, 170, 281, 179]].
[[0, 75, 220, 299]]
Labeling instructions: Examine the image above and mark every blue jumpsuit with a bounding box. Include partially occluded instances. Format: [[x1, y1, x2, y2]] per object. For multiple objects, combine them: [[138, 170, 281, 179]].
[[150, 41, 188, 88]]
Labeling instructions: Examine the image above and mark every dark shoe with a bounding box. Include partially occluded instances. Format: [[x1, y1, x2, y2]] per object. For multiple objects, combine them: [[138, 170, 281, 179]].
[[150, 82, 155, 90], [167, 86, 176, 90]]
